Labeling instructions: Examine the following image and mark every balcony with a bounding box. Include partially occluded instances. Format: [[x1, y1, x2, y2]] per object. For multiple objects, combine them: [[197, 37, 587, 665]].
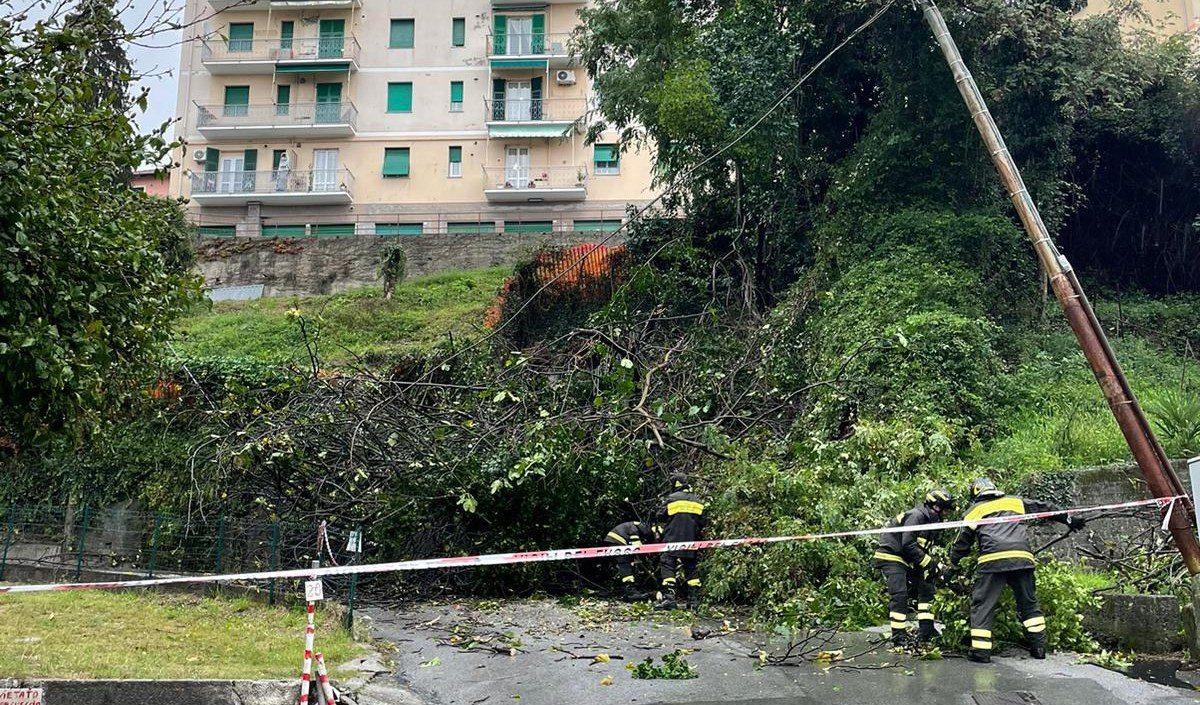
[[196, 102, 357, 140], [201, 35, 360, 74], [487, 32, 574, 68], [484, 98, 585, 138], [483, 166, 587, 203], [189, 169, 354, 206], [207, 0, 361, 11]]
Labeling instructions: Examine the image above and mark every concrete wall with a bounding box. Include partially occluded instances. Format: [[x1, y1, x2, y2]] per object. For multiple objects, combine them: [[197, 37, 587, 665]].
[[194, 230, 619, 297]]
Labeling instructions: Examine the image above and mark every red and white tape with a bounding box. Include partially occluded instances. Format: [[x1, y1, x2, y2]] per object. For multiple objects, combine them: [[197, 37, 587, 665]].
[[299, 602, 316, 705], [0, 496, 1182, 596]]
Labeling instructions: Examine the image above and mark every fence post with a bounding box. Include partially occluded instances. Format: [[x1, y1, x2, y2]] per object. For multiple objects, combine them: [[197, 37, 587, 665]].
[[0, 505, 16, 581], [213, 515, 227, 574], [147, 512, 163, 578], [268, 521, 280, 606], [345, 525, 361, 630], [74, 503, 92, 581]]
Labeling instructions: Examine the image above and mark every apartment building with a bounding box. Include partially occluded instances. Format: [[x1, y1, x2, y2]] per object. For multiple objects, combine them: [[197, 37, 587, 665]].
[[169, 1, 656, 237], [1078, 0, 1200, 35]]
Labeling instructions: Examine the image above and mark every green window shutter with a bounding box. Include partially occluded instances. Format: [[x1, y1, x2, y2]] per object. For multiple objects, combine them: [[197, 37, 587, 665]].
[[492, 78, 506, 120], [275, 84, 290, 115], [448, 222, 495, 234], [382, 148, 410, 177], [390, 19, 415, 48], [224, 85, 249, 106], [531, 14, 545, 53], [243, 149, 257, 172], [387, 83, 413, 113], [448, 146, 462, 164], [452, 17, 465, 47], [450, 81, 464, 104], [531, 76, 542, 120], [574, 219, 622, 233], [504, 221, 553, 234], [197, 225, 235, 237], [279, 21, 293, 49], [272, 149, 286, 170], [593, 145, 616, 163], [377, 223, 423, 236], [228, 23, 253, 52], [313, 224, 354, 237], [492, 15, 506, 54], [204, 147, 220, 173], [263, 224, 306, 237]]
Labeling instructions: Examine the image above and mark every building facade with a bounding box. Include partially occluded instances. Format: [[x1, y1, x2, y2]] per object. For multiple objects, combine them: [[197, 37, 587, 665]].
[[1078, 0, 1200, 35], [170, 1, 656, 237]]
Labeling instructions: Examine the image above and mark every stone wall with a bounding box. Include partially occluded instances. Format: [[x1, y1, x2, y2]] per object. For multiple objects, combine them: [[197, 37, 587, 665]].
[[194, 232, 620, 298]]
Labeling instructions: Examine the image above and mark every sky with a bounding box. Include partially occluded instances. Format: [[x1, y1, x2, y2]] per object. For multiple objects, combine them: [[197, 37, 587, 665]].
[[123, 0, 185, 138]]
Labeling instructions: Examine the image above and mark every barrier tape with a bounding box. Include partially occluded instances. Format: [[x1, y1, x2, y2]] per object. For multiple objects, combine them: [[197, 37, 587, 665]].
[[0, 495, 1182, 596]]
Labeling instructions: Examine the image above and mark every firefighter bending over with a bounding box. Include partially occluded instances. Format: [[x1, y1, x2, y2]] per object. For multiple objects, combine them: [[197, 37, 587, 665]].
[[949, 477, 1084, 663], [603, 520, 659, 602], [873, 488, 956, 645], [655, 474, 707, 611]]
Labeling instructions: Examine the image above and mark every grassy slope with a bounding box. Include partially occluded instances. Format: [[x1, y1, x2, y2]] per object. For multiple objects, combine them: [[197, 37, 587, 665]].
[[0, 590, 360, 679], [174, 268, 507, 367]]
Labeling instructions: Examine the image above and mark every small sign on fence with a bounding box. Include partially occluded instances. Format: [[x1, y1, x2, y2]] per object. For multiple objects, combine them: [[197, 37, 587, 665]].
[[304, 580, 325, 602], [0, 688, 44, 705], [347, 530, 363, 554]]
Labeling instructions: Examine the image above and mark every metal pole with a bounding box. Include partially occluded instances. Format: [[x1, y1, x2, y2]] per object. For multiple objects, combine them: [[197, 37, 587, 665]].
[[919, 0, 1200, 573], [0, 505, 16, 581], [74, 504, 92, 581], [269, 521, 280, 606], [147, 512, 163, 578]]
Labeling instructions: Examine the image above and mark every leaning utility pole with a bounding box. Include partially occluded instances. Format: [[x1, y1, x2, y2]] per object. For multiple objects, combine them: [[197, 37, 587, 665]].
[[918, 0, 1200, 573]]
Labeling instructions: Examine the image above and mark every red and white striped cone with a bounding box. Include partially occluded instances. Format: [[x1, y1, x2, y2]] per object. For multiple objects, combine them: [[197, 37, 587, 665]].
[[315, 652, 337, 705], [299, 602, 316, 704]]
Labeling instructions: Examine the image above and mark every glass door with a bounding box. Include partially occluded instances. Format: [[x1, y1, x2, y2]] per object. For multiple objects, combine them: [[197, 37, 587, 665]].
[[505, 146, 530, 188], [318, 19, 345, 59], [218, 155, 244, 193], [313, 149, 339, 191], [507, 17, 532, 55], [506, 81, 531, 121]]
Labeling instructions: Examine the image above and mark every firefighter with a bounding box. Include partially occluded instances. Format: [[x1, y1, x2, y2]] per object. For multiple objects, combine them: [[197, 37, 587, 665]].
[[949, 477, 1085, 663], [654, 474, 707, 610], [873, 488, 956, 645], [603, 520, 658, 602]]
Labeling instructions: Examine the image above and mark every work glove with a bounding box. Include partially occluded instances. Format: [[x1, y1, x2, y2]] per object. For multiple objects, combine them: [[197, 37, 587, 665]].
[[925, 561, 949, 583], [1066, 515, 1086, 531]]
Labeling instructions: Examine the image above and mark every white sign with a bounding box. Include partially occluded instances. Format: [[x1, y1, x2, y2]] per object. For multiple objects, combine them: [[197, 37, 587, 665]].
[[0, 688, 44, 705], [304, 580, 325, 602], [347, 530, 363, 554]]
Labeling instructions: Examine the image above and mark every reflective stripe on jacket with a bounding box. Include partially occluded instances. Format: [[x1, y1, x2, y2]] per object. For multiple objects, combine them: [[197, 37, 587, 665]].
[[950, 494, 1065, 572], [605, 521, 653, 546], [657, 490, 706, 543]]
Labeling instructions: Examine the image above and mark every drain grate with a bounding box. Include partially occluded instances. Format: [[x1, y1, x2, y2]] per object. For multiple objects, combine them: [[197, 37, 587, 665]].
[[973, 693, 1043, 705]]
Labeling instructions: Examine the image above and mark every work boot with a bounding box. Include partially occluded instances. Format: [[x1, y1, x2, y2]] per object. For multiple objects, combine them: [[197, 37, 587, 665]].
[[653, 596, 677, 611], [916, 622, 936, 644], [1028, 643, 1046, 659], [967, 649, 992, 664], [686, 586, 701, 611], [621, 584, 644, 603]]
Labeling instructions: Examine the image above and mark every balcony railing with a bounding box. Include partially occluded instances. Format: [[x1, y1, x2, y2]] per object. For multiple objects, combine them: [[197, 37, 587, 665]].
[[202, 35, 361, 64], [208, 0, 361, 11], [487, 32, 572, 58], [484, 97, 586, 123], [483, 165, 587, 190], [197, 101, 358, 129], [190, 169, 354, 197]]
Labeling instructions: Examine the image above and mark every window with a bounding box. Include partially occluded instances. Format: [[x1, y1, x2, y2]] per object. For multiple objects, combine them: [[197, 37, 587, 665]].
[[262, 224, 306, 237], [227, 22, 253, 52], [377, 223, 423, 236], [279, 21, 294, 50], [447, 222, 496, 234], [574, 219, 622, 233], [449, 81, 464, 112], [222, 85, 249, 117], [131, 186, 145, 194], [452, 17, 465, 47], [594, 144, 620, 175], [504, 221, 553, 234], [275, 84, 290, 116], [390, 19, 415, 48], [197, 226, 236, 238], [382, 148, 410, 178], [312, 224, 354, 237], [387, 82, 413, 113], [448, 146, 462, 178]]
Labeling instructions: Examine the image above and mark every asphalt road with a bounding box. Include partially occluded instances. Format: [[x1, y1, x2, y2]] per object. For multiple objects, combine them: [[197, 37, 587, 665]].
[[361, 599, 1198, 705]]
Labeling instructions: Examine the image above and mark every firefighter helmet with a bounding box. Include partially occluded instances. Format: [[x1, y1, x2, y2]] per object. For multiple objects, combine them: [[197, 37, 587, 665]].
[[925, 487, 956, 512], [970, 477, 1003, 500], [671, 473, 690, 490]]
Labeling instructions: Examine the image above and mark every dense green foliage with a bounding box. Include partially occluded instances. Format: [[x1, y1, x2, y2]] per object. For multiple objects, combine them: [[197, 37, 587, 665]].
[[0, 5, 199, 443]]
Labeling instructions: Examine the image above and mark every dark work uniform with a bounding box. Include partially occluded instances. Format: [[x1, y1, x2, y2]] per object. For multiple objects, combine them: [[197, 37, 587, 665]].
[[604, 521, 653, 585], [950, 494, 1067, 656], [656, 490, 707, 591], [873, 503, 942, 640]]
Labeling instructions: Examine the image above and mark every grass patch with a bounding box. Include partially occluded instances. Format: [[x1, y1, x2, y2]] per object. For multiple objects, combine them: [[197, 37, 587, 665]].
[[0, 590, 361, 679], [174, 268, 508, 367]]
